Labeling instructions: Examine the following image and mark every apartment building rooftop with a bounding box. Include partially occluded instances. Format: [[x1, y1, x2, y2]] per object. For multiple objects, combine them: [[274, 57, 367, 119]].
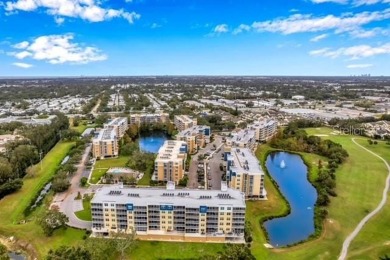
[[176, 125, 210, 137], [174, 115, 195, 123], [156, 140, 187, 161], [95, 128, 117, 141], [228, 148, 264, 176], [92, 183, 246, 208], [230, 129, 256, 145], [250, 119, 277, 128], [105, 117, 127, 126]]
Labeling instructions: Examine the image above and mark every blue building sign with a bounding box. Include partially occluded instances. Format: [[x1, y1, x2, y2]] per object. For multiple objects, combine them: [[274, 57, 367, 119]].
[[199, 206, 208, 213], [126, 204, 134, 211], [160, 205, 174, 211]]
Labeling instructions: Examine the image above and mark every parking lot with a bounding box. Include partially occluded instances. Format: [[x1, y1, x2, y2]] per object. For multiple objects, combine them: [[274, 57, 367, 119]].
[[187, 135, 224, 189]]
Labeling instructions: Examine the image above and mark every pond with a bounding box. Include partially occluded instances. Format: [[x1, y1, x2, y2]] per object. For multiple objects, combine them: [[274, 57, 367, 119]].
[[264, 152, 318, 247], [138, 132, 168, 153]]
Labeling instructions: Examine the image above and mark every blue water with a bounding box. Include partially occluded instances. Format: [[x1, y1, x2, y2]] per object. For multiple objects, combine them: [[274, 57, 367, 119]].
[[264, 152, 318, 247], [138, 132, 168, 153]]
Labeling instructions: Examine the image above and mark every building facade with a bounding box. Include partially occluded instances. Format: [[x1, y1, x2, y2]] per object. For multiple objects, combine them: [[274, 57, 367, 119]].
[[91, 182, 246, 243], [176, 125, 211, 154], [249, 120, 278, 142], [153, 140, 188, 184], [92, 128, 119, 159], [129, 113, 169, 126], [174, 115, 197, 132], [104, 117, 128, 138], [225, 148, 266, 200]]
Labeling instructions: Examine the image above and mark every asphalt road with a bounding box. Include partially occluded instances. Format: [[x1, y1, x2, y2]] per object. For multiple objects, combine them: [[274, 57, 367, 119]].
[[52, 144, 93, 230], [338, 138, 390, 260]]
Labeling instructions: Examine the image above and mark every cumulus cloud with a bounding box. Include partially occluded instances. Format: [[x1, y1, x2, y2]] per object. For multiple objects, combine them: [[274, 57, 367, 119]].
[[13, 62, 33, 68], [346, 63, 373, 68], [233, 24, 251, 35], [10, 34, 107, 64], [353, 0, 390, 6], [214, 24, 229, 33], [249, 9, 390, 35], [310, 43, 390, 59], [310, 34, 328, 42], [4, 0, 141, 24]]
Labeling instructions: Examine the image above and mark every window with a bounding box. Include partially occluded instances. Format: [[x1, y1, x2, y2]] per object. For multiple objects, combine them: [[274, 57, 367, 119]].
[[104, 203, 108, 206]]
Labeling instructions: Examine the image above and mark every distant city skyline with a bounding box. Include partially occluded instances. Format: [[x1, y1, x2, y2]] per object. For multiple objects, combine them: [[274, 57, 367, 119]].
[[0, 0, 389, 76]]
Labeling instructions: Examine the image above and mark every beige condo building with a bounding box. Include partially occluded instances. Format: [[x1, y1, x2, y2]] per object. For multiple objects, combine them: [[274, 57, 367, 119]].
[[153, 140, 188, 184], [104, 117, 128, 138], [174, 115, 197, 132], [91, 182, 246, 243], [176, 125, 211, 154], [92, 128, 119, 159], [225, 147, 266, 200], [130, 113, 169, 126]]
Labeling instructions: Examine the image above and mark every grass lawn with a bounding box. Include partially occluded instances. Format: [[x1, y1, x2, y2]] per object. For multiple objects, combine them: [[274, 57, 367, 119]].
[[75, 195, 92, 221], [70, 120, 95, 134], [131, 241, 224, 259], [90, 156, 129, 184], [0, 141, 87, 258], [0, 141, 75, 223], [137, 172, 151, 186]]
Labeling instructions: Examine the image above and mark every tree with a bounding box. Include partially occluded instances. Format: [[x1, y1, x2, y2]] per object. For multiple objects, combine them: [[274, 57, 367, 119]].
[[10, 145, 39, 178], [52, 175, 70, 193], [38, 209, 69, 236], [0, 158, 13, 184], [111, 230, 137, 260], [46, 246, 91, 260], [85, 238, 114, 260], [80, 177, 88, 187]]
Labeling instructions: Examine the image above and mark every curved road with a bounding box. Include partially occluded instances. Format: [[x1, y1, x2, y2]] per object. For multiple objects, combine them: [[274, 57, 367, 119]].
[[338, 138, 390, 260]]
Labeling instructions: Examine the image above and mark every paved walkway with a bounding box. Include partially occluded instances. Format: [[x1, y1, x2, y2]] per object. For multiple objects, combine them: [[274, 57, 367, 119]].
[[338, 138, 390, 260]]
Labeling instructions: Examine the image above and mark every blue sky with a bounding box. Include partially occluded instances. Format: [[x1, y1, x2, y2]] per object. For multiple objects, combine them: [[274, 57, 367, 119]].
[[0, 0, 389, 76]]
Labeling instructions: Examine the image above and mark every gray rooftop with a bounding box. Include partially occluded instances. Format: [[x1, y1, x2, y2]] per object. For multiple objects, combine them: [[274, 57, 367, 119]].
[[228, 147, 264, 176], [91, 184, 246, 208]]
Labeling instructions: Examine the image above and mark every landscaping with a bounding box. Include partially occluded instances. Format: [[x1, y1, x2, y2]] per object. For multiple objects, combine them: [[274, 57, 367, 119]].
[[90, 156, 129, 184], [75, 194, 92, 221]]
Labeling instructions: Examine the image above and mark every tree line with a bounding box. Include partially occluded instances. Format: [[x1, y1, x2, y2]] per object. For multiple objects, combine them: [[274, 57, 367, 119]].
[[0, 112, 69, 199]]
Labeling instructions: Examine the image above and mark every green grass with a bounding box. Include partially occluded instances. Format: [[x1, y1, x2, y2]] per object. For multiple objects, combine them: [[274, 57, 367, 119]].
[[70, 120, 95, 134], [75, 196, 92, 221], [90, 156, 129, 184], [0, 142, 75, 223], [137, 172, 151, 186], [0, 141, 87, 258], [131, 241, 224, 259]]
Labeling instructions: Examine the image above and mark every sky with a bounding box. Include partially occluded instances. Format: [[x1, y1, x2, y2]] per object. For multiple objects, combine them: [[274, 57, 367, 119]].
[[0, 0, 389, 76]]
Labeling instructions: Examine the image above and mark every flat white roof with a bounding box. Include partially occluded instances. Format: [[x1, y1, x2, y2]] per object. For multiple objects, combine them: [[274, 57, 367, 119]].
[[92, 184, 246, 208], [228, 147, 264, 176]]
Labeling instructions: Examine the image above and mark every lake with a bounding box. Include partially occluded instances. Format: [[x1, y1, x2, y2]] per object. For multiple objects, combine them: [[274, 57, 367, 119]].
[[138, 132, 168, 153], [264, 152, 318, 247]]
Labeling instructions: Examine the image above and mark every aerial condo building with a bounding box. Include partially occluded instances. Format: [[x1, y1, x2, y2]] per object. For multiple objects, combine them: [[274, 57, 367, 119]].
[[91, 182, 246, 243], [153, 140, 188, 184], [174, 115, 197, 131], [176, 125, 211, 154]]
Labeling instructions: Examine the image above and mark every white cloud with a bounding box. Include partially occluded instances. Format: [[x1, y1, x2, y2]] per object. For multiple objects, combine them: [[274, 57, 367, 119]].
[[310, 33, 328, 42], [12, 62, 33, 68], [214, 24, 229, 33], [353, 0, 390, 6], [4, 0, 141, 24], [249, 9, 390, 35], [12, 41, 29, 49], [310, 43, 390, 59], [233, 24, 251, 35], [150, 23, 161, 29], [55, 16, 65, 25], [347, 63, 373, 68], [11, 34, 107, 64], [311, 0, 348, 4]]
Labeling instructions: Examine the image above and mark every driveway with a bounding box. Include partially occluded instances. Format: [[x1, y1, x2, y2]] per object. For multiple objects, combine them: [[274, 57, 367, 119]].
[[52, 144, 93, 230]]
